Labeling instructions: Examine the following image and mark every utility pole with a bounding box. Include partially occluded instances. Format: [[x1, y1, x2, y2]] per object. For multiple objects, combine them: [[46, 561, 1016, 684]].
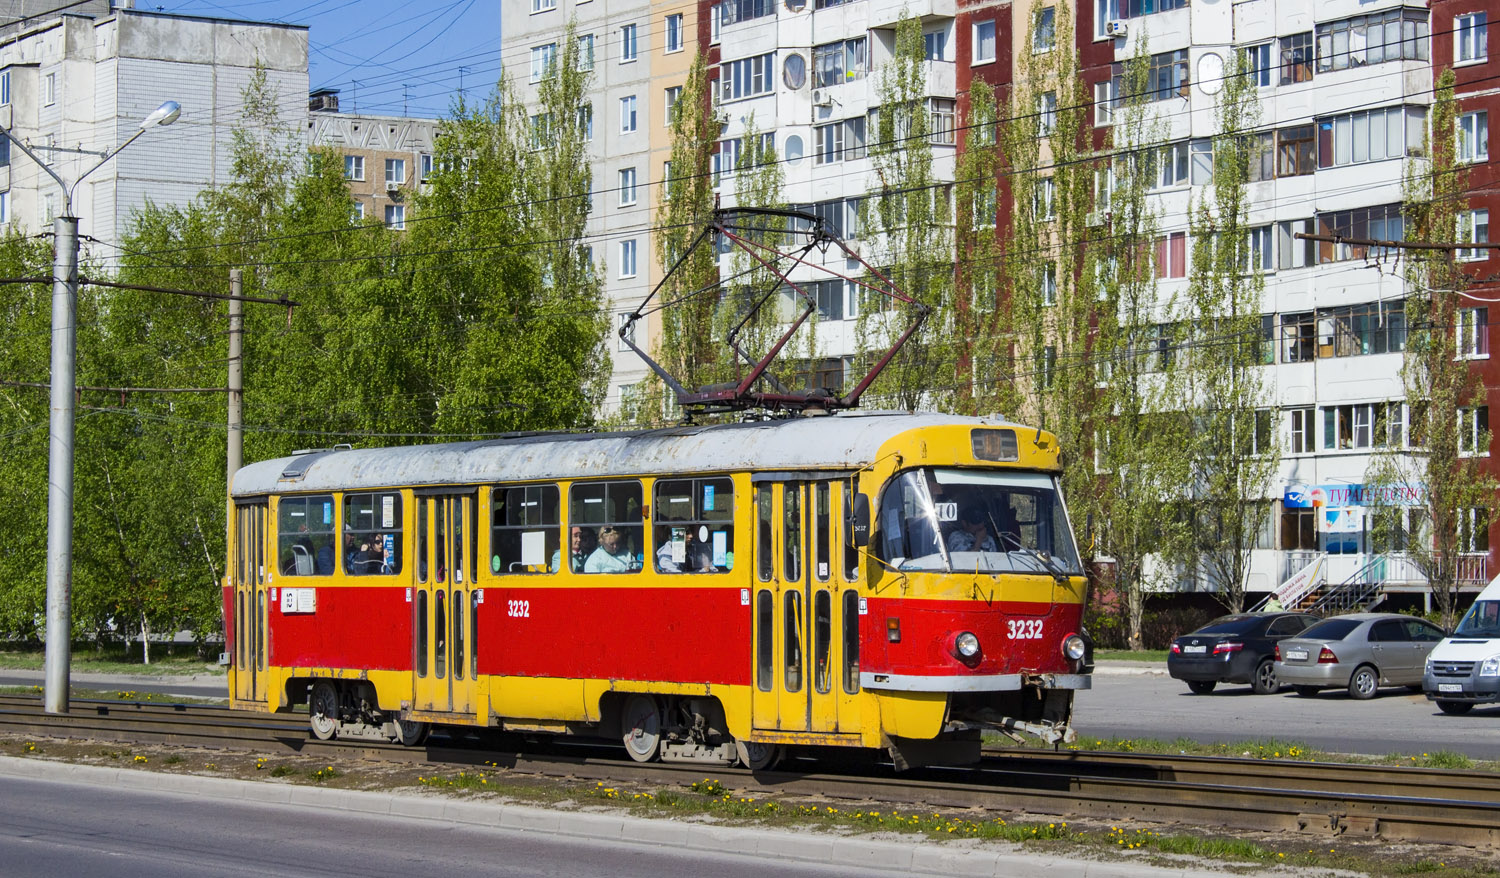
[[228, 268, 243, 483], [42, 213, 78, 715]]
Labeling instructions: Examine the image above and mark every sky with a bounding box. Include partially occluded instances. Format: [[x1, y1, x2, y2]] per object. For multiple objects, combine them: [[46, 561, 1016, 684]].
[[161, 0, 503, 118]]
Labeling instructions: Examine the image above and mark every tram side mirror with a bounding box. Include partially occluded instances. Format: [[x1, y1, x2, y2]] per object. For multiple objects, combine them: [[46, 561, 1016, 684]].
[[850, 494, 871, 547]]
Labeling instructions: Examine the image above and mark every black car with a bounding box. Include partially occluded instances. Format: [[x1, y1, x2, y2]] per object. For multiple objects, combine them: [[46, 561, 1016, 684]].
[[1168, 613, 1318, 694]]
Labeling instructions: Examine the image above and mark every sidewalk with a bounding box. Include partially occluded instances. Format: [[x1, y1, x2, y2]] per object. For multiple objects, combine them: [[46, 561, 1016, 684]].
[[1091, 660, 1167, 677], [0, 669, 226, 698]]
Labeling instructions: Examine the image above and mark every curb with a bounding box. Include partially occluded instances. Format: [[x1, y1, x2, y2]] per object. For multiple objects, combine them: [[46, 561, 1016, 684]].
[[1091, 663, 1168, 677], [0, 754, 1273, 878]]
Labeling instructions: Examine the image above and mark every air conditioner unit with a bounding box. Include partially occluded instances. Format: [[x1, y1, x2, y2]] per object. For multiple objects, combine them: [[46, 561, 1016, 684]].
[[1106, 20, 1127, 37], [385, 181, 401, 192], [812, 89, 833, 107]]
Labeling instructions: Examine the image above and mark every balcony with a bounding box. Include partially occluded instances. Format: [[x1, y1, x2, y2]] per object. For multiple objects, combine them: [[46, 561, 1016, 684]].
[[869, 0, 954, 29]]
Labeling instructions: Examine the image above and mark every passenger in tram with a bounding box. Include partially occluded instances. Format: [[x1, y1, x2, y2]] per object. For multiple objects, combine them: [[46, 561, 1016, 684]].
[[948, 503, 998, 553], [550, 526, 595, 573], [315, 535, 334, 576], [585, 525, 640, 573], [342, 525, 362, 575]]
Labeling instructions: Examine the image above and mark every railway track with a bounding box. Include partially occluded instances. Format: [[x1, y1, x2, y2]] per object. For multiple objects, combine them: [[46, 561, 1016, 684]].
[[1, 694, 1495, 849]]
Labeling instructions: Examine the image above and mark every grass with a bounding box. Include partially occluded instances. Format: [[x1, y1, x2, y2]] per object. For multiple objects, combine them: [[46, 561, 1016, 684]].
[[0, 643, 223, 676], [1094, 648, 1169, 662]]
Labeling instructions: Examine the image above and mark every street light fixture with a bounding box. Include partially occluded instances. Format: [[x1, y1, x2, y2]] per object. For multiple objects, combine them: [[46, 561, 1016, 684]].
[[21, 99, 182, 714]]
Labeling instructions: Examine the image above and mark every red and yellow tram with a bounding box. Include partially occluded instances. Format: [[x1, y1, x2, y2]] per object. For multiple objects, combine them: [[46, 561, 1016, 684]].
[[224, 412, 1091, 768]]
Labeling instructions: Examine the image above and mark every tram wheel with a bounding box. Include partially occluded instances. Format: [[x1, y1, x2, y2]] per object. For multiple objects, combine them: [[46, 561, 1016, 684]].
[[308, 681, 339, 741], [621, 694, 662, 763], [392, 718, 429, 746], [735, 740, 782, 771]]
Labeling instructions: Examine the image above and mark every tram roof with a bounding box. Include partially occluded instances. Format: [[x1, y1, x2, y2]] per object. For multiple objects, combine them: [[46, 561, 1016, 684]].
[[230, 411, 1022, 497]]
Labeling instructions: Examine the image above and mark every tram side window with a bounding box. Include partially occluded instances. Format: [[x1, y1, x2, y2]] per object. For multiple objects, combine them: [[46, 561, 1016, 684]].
[[756, 485, 773, 582], [842, 589, 860, 694], [343, 492, 403, 575], [278, 494, 335, 576], [491, 484, 560, 574], [571, 481, 644, 574], [842, 480, 860, 581], [654, 477, 734, 573]]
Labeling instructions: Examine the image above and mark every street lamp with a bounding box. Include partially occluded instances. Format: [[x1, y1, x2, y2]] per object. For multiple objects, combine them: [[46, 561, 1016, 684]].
[[21, 99, 181, 714]]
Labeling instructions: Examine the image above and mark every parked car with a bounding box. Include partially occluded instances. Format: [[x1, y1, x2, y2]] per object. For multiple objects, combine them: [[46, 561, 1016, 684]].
[[1423, 576, 1500, 715], [1275, 613, 1445, 699], [1168, 613, 1318, 694]]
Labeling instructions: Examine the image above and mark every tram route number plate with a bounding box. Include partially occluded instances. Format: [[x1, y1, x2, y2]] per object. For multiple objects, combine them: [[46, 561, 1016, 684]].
[[1182, 645, 1206, 654], [1285, 649, 1308, 661], [1439, 684, 1463, 693]]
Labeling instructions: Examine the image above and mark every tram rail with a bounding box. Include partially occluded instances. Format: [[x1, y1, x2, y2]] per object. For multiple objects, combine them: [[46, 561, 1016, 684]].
[[0, 694, 1495, 849]]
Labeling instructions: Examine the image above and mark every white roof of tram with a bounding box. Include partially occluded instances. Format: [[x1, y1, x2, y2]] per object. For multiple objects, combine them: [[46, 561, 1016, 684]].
[[230, 411, 1020, 497]]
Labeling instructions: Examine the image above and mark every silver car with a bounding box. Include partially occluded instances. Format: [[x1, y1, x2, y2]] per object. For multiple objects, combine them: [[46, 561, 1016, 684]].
[[1274, 613, 1447, 699]]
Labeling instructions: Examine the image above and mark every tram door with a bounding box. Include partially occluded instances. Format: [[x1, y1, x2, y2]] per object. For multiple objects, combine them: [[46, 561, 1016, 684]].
[[232, 501, 268, 705], [414, 492, 477, 715], [750, 481, 845, 734]]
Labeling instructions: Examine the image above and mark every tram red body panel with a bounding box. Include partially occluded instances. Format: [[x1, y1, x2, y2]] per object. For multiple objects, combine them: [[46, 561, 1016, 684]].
[[270, 587, 413, 671], [477, 585, 752, 685], [863, 598, 1084, 678]]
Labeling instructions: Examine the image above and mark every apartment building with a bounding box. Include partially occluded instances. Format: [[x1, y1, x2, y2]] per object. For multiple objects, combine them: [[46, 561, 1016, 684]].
[[306, 88, 440, 230], [506, 0, 1496, 604], [0, 7, 307, 254]]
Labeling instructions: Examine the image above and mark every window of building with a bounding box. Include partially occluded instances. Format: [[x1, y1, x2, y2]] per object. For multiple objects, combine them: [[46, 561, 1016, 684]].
[[577, 34, 595, 71], [1316, 9, 1429, 72], [1316, 106, 1425, 168], [930, 98, 956, 144], [924, 28, 948, 61], [578, 104, 593, 141], [619, 239, 638, 278], [1276, 218, 1317, 269], [1037, 91, 1057, 136], [0, 70, 10, 106], [1040, 262, 1057, 306], [814, 116, 866, 164], [1245, 43, 1272, 87], [532, 0, 556, 11], [1324, 403, 1380, 450], [1243, 226, 1273, 273], [620, 95, 638, 133], [711, 1, 721, 43], [1034, 7, 1056, 53], [491, 485, 560, 574], [1457, 12, 1488, 64], [1276, 124, 1316, 176], [1316, 204, 1404, 262], [1458, 209, 1490, 261], [1094, 79, 1117, 126], [1459, 307, 1489, 358], [1148, 49, 1189, 101], [385, 204, 405, 230], [1279, 32, 1313, 85], [973, 20, 996, 64], [654, 478, 735, 573], [1099, 0, 1188, 22], [385, 158, 405, 185], [344, 154, 364, 181], [43, 71, 55, 106], [350, 200, 364, 221], [814, 37, 866, 88], [620, 23, 639, 63], [792, 196, 861, 240], [722, 0, 774, 25], [1459, 111, 1489, 163], [616, 312, 637, 352], [1281, 311, 1315, 362], [1150, 141, 1189, 190], [1289, 407, 1316, 453], [665, 86, 682, 124], [530, 43, 556, 82], [1315, 301, 1408, 358], [1156, 231, 1186, 278], [666, 13, 684, 52], [570, 481, 645, 574], [1460, 406, 1490, 456], [618, 168, 637, 207], [720, 52, 776, 100], [1460, 507, 1490, 554], [973, 186, 997, 229], [1036, 176, 1056, 221], [1039, 345, 1057, 389], [420, 153, 434, 181]]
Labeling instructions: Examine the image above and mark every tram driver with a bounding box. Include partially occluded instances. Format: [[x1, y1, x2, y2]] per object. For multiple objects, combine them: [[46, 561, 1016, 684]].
[[948, 504, 998, 554]]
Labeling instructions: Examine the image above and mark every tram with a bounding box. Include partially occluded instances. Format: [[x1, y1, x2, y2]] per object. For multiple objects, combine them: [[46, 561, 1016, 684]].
[[224, 411, 1092, 769]]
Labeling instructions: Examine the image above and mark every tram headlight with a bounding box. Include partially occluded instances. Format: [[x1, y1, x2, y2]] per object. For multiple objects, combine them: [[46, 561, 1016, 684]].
[[1062, 634, 1087, 662], [955, 632, 981, 658]]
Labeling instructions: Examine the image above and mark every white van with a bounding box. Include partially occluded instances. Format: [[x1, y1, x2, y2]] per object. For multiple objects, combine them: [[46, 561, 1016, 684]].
[[1423, 576, 1500, 714]]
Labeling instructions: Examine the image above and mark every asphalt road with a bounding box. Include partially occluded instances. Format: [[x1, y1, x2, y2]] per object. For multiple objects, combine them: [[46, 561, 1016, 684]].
[[0, 671, 227, 700], [0, 774, 934, 878], [1075, 668, 1500, 760]]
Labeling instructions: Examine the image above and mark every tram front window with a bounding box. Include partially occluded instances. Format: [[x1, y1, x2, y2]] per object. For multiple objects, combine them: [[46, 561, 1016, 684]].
[[875, 468, 1081, 575]]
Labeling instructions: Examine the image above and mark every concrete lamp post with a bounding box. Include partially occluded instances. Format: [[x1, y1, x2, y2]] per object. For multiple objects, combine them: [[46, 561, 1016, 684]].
[[24, 99, 182, 714]]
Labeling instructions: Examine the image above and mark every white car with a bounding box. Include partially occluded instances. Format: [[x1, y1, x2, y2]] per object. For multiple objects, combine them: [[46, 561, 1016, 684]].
[[1423, 576, 1500, 715]]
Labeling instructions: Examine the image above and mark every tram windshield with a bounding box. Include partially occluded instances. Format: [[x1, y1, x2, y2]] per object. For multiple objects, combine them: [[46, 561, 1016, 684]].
[[875, 468, 1082, 575]]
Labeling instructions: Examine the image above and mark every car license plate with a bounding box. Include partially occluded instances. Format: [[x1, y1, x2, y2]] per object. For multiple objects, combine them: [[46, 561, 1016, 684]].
[[1183, 645, 1206, 654], [1285, 649, 1308, 661], [1439, 684, 1463, 693]]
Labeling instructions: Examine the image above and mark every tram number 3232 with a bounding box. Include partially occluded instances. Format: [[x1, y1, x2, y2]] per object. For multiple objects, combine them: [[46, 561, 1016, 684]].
[[1007, 619, 1043, 639], [507, 600, 531, 618]]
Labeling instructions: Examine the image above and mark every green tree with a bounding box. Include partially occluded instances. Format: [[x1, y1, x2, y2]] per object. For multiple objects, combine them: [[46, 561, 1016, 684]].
[[1369, 68, 1496, 630]]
